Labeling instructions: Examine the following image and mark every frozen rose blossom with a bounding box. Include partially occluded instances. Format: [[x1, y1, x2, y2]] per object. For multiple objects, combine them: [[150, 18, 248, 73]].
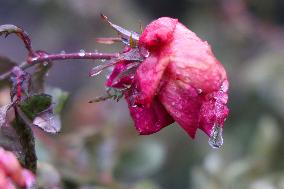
[[95, 16, 229, 146]]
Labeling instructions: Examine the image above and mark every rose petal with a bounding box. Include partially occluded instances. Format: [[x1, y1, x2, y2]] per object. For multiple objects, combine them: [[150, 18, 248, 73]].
[[158, 80, 202, 138], [167, 23, 227, 93], [139, 17, 178, 50], [106, 61, 127, 88], [125, 86, 174, 135], [199, 90, 229, 136], [136, 54, 170, 107]]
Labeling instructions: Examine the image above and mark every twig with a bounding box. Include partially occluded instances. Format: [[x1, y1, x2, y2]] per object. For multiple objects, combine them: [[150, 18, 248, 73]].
[[0, 24, 35, 56], [0, 51, 119, 81]]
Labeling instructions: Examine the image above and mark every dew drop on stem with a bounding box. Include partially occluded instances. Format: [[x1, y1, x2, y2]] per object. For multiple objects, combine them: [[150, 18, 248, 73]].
[[79, 49, 86, 57], [208, 124, 223, 149], [60, 50, 66, 58]]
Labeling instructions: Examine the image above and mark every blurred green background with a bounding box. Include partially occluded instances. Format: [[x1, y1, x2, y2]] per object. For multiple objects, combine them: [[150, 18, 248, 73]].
[[1, 0, 284, 188]]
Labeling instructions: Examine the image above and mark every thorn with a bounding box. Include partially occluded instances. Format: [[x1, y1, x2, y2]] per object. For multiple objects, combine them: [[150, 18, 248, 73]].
[[100, 13, 107, 20], [139, 21, 144, 34]]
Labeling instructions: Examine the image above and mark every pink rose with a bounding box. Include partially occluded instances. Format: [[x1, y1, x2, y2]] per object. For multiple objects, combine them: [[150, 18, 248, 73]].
[[97, 16, 229, 147]]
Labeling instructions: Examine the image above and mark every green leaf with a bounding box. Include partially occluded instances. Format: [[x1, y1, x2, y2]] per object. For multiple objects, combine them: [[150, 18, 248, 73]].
[[19, 94, 52, 120]]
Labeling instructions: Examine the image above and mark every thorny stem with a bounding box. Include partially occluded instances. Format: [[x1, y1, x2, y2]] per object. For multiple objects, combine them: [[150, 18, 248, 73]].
[[0, 52, 119, 81], [0, 24, 35, 56], [0, 24, 120, 81]]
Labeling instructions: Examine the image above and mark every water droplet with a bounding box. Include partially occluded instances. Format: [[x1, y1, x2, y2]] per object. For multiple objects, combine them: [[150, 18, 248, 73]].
[[43, 62, 49, 66], [89, 65, 103, 76], [94, 49, 99, 53], [79, 49, 85, 57], [100, 59, 106, 63], [197, 88, 203, 94], [60, 50, 66, 58], [208, 124, 223, 149], [30, 57, 39, 62]]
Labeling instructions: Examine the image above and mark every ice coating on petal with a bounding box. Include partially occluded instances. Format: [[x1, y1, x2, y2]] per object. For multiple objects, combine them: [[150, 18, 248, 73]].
[[125, 86, 174, 135], [158, 80, 202, 138], [199, 81, 229, 136]]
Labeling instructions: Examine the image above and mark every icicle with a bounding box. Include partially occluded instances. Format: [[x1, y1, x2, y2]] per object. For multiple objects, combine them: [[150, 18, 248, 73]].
[[208, 124, 223, 149]]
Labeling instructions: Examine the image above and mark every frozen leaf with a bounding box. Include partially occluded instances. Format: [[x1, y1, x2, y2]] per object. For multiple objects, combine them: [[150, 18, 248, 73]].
[[0, 126, 23, 161], [33, 109, 61, 133], [11, 118, 37, 173], [19, 94, 52, 120], [19, 93, 61, 133]]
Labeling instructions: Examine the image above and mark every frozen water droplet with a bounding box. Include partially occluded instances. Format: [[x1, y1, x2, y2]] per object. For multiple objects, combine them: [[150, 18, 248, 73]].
[[208, 124, 223, 149], [90, 65, 103, 76], [30, 57, 39, 62], [79, 49, 85, 57], [197, 88, 203, 94], [60, 50, 66, 58]]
